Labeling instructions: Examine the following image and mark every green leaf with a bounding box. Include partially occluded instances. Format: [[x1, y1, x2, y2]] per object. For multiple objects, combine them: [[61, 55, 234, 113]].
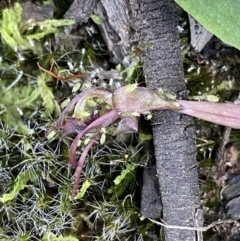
[[0, 3, 32, 50], [175, 0, 240, 50], [0, 172, 31, 203], [19, 88, 41, 106], [0, 77, 40, 134], [61, 98, 71, 109], [75, 179, 91, 199], [0, 3, 74, 54], [72, 82, 81, 93], [116, 64, 123, 72], [26, 19, 75, 40], [114, 163, 135, 185], [0, 104, 7, 115], [90, 14, 103, 25]]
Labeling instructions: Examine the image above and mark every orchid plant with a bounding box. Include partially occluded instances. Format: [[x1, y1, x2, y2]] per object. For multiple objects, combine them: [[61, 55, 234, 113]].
[[47, 84, 240, 197]]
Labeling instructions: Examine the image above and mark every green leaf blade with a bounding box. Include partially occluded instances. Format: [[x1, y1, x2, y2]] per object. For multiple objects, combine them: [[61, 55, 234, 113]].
[[175, 0, 240, 50]]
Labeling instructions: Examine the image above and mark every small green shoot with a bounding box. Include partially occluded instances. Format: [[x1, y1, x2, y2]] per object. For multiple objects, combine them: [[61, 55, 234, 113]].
[[114, 163, 135, 185], [0, 171, 31, 203], [90, 14, 103, 25], [75, 179, 91, 199]]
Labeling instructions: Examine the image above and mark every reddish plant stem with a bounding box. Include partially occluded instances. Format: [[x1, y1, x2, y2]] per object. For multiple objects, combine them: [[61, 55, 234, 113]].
[[72, 135, 99, 197], [69, 110, 119, 168]]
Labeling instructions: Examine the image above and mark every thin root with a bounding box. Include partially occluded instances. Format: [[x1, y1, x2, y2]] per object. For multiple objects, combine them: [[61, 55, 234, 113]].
[[37, 62, 87, 81]]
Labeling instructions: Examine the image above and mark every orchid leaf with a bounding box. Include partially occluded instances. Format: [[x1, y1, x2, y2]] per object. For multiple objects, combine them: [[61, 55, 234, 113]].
[[113, 86, 181, 113], [73, 88, 113, 120], [47, 88, 112, 135], [178, 100, 240, 120], [113, 117, 138, 136], [178, 100, 240, 129], [62, 117, 87, 138]]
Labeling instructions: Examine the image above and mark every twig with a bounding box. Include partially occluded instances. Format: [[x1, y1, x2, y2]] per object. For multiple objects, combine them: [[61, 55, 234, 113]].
[[149, 218, 234, 232], [37, 62, 87, 81]]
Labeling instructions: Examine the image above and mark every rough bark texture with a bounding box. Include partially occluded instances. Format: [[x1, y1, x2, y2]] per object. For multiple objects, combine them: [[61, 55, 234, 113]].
[[94, 0, 132, 63], [130, 1, 203, 240], [65, 0, 132, 64], [141, 165, 162, 218], [64, 0, 97, 23]]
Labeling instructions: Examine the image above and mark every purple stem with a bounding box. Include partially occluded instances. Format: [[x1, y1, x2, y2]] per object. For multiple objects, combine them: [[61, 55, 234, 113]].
[[72, 135, 99, 197], [69, 110, 119, 168]]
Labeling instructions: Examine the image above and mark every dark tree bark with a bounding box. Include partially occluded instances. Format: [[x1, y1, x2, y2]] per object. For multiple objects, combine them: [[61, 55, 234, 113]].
[[130, 1, 203, 240], [64, 0, 98, 23], [65, 0, 132, 64], [141, 164, 162, 218]]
